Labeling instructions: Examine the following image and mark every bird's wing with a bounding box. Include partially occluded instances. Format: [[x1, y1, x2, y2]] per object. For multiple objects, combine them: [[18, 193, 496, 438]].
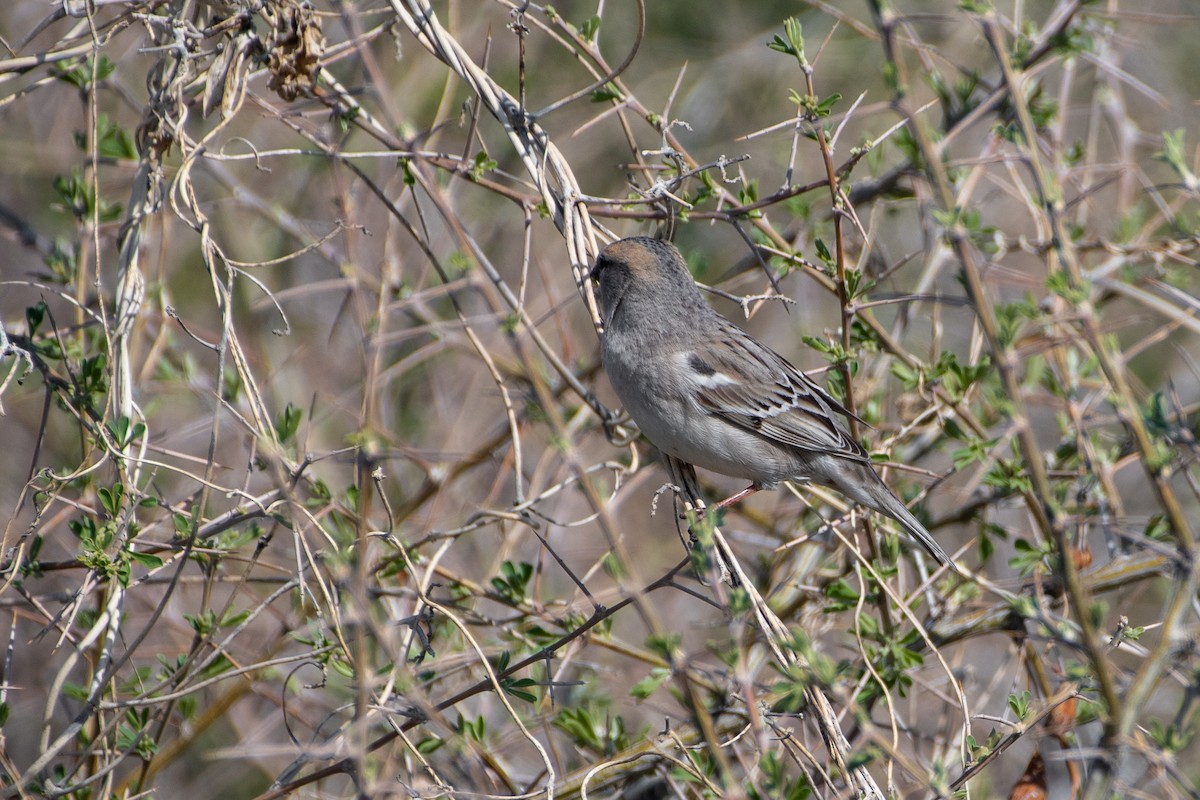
[[683, 322, 871, 463]]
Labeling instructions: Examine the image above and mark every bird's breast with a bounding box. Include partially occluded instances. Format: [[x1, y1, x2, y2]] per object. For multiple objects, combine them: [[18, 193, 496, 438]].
[[602, 336, 801, 486]]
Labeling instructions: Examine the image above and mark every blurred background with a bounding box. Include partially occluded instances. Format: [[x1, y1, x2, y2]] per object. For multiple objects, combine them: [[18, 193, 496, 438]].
[[1, 1, 1198, 797]]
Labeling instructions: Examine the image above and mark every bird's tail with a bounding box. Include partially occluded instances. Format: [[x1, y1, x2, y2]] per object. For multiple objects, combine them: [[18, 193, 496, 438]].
[[835, 465, 953, 567]]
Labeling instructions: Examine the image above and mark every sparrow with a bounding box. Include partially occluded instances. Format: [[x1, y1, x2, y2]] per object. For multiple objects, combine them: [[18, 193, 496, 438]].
[[592, 236, 952, 567]]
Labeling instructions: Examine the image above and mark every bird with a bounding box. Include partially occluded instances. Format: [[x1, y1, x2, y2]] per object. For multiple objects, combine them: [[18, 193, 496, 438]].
[[592, 236, 952, 567]]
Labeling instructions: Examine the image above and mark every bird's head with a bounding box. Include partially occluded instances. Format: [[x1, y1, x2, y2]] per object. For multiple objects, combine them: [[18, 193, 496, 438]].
[[591, 237, 700, 330]]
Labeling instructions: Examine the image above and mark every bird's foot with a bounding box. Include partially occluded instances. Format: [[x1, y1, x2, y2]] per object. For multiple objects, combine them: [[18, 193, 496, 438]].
[[678, 483, 761, 521], [650, 483, 683, 517]]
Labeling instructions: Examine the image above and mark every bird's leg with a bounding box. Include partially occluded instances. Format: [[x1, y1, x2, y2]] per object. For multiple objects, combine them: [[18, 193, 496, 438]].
[[678, 484, 763, 521], [705, 484, 761, 515], [683, 484, 761, 589]]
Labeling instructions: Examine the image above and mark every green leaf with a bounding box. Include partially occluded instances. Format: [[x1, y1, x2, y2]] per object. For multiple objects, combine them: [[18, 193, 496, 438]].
[[630, 667, 671, 700], [98, 483, 124, 518], [128, 551, 164, 570], [62, 681, 89, 702], [185, 609, 217, 636], [52, 168, 123, 222], [845, 744, 879, 771], [221, 608, 251, 628], [822, 577, 861, 612], [1008, 690, 1031, 721], [813, 238, 833, 267], [275, 402, 302, 443], [646, 632, 682, 662], [74, 113, 137, 160], [590, 82, 621, 103], [490, 560, 533, 603], [26, 302, 47, 336], [890, 360, 921, 390], [1009, 538, 1053, 576], [1148, 719, 1193, 754], [600, 551, 625, 579], [416, 736, 444, 754], [1156, 129, 1196, 188], [554, 707, 602, 750], [578, 15, 601, 43], [52, 55, 116, 90], [767, 17, 807, 68], [951, 436, 996, 469], [468, 151, 497, 181], [107, 416, 146, 449], [966, 728, 1001, 764], [501, 677, 538, 703], [814, 92, 842, 118]]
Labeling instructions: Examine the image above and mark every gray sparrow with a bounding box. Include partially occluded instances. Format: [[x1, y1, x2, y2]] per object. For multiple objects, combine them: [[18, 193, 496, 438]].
[[593, 236, 952, 566]]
